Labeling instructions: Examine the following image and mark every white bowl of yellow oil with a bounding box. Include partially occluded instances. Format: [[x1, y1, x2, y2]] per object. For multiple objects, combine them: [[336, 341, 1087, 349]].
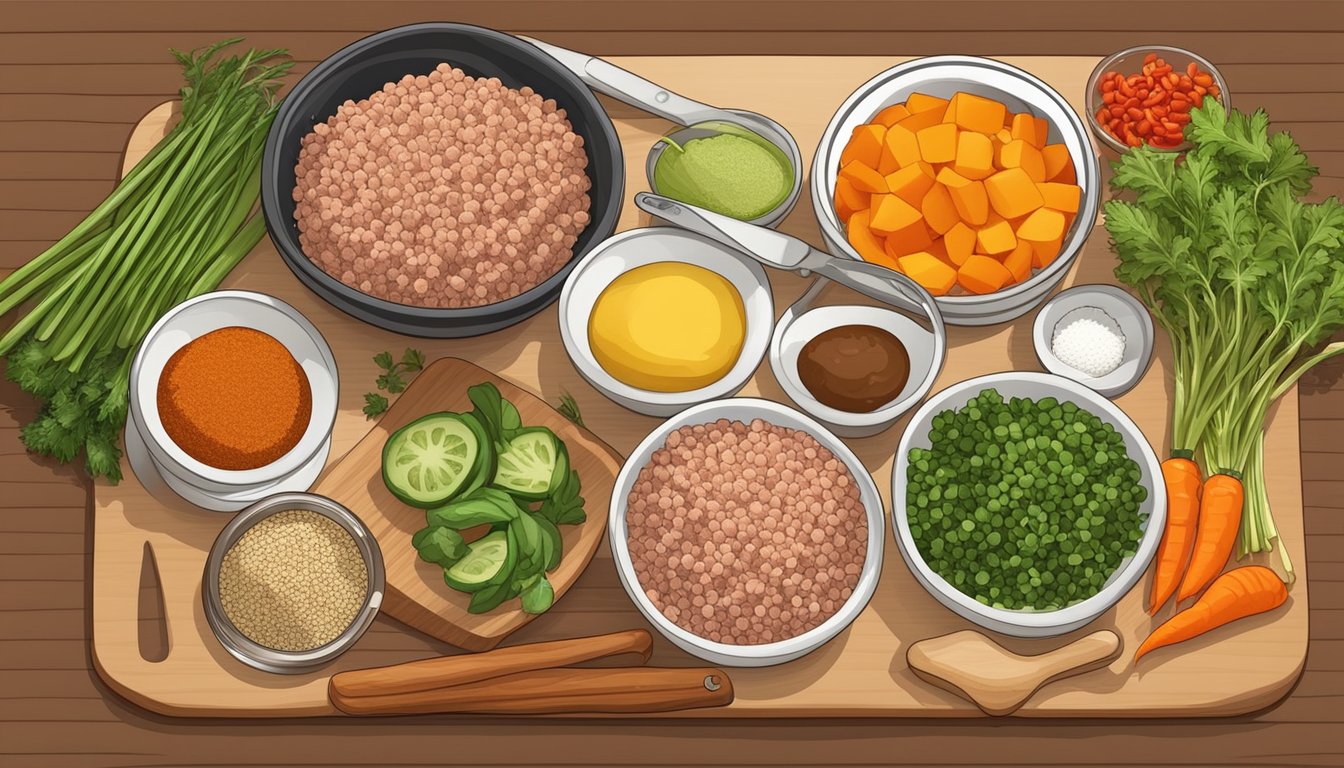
[[558, 227, 774, 417]]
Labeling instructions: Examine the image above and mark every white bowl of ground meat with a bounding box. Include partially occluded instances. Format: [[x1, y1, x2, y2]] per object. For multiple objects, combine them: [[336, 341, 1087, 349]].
[[610, 398, 885, 667]]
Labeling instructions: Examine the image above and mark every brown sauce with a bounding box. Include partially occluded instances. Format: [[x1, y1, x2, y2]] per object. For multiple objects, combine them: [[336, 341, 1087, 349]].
[[797, 324, 910, 413]]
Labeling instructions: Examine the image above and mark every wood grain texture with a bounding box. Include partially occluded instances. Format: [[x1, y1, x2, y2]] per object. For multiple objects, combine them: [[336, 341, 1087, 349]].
[[1, 0, 1342, 764], [89, 56, 1308, 719]]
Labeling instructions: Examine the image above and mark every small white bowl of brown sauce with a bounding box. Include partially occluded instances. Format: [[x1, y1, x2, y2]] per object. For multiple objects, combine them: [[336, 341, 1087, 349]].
[[769, 279, 945, 438]]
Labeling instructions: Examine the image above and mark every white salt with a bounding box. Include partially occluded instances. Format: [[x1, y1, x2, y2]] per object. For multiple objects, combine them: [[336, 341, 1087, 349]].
[[1052, 317, 1125, 378]]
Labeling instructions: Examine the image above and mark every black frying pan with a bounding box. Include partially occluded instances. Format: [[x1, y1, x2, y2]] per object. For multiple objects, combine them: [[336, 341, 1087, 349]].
[[261, 23, 624, 338]]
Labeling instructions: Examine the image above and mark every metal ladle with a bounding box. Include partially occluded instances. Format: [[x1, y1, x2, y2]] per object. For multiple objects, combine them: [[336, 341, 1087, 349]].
[[522, 38, 803, 227]]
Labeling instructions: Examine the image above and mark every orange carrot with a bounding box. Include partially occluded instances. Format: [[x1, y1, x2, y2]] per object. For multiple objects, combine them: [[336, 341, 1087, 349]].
[[1136, 565, 1287, 661], [1176, 472, 1243, 602], [1149, 454, 1202, 613]]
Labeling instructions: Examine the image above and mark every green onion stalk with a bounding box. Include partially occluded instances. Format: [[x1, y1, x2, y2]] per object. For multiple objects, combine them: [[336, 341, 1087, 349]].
[[0, 39, 291, 481]]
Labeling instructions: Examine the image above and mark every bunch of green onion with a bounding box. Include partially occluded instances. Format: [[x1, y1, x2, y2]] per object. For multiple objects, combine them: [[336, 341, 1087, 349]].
[[0, 39, 291, 481]]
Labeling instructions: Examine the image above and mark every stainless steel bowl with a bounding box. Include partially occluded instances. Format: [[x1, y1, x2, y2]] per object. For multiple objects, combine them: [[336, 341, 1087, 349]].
[[811, 56, 1102, 327], [202, 492, 385, 674], [609, 398, 885, 667], [1085, 45, 1229, 154], [892, 372, 1166, 637]]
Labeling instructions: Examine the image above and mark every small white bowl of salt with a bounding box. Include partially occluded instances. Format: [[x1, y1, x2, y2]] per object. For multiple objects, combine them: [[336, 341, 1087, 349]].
[[1032, 284, 1155, 398]]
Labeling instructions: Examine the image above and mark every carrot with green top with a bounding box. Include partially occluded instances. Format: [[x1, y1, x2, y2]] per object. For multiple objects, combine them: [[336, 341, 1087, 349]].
[[1176, 472, 1244, 602], [1136, 565, 1287, 661], [1149, 453, 1202, 613]]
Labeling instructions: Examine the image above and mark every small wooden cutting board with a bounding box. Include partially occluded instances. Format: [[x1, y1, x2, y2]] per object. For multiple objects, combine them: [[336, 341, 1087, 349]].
[[312, 357, 619, 651]]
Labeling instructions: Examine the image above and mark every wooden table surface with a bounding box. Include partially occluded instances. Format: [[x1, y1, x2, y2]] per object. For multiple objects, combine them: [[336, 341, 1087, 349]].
[[2, 1, 1342, 765]]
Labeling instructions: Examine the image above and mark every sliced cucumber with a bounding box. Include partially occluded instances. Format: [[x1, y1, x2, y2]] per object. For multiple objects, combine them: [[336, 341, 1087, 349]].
[[382, 412, 483, 508], [493, 427, 563, 500], [443, 531, 513, 593]]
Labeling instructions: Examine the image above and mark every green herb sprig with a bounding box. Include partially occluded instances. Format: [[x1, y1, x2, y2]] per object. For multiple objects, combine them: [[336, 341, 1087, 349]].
[[1106, 99, 1344, 578], [363, 348, 424, 418]]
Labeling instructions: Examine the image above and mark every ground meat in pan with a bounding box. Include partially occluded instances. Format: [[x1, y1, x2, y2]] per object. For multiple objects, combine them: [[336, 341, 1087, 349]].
[[293, 63, 592, 308], [626, 418, 869, 645]]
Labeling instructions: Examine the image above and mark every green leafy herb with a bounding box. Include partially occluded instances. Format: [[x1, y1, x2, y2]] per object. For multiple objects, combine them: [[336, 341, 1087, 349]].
[[520, 576, 555, 614], [556, 390, 585, 427], [1106, 99, 1344, 579], [362, 392, 390, 419], [0, 39, 292, 481], [538, 469, 586, 527], [364, 347, 425, 418], [412, 526, 469, 568]]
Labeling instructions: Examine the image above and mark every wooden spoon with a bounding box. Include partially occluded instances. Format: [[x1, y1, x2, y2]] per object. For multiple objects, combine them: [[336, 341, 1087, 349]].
[[907, 629, 1121, 716]]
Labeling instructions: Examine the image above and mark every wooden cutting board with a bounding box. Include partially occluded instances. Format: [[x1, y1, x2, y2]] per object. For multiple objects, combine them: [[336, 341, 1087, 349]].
[[310, 357, 615, 651], [90, 55, 1308, 719]]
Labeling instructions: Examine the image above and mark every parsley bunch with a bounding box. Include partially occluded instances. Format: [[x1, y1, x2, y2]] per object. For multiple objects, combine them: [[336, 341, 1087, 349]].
[[1106, 99, 1344, 577]]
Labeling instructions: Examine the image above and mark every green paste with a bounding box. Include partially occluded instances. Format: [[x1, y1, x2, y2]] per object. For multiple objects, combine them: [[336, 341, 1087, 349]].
[[652, 125, 792, 220]]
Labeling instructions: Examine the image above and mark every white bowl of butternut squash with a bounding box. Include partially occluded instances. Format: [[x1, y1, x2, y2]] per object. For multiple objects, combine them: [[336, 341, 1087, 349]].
[[812, 56, 1101, 326]]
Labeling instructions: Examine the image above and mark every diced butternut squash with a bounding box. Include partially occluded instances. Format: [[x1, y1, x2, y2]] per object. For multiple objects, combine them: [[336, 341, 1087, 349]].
[[846, 209, 889, 264], [1003, 241, 1033, 283], [840, 160, 888, 194], [995, 128, 1013, 147], [958, 254, 1013, 294], [1030, 237, 1064, 269], [897, 108, 946, 134], [885, 221, 935, 260], [941, 93, 960, 124], [921, 183, 960, 235], [840, 124, 886, 169], [1000, 139, 1046, 183], [951, 92, 1007, 134], [834, 176, 870, 216], [917, 123, 958, 164], [1010, 113, 1040, 148], [976, 219, 1017, 255], [926, 237, 951, 265], [1037, 182, 1081, 213], [953, 131, 994, 180], [869, 194, 923, 238], [879, 124, 922, 173], [906, 92, 950, 114], [1034, 117, 1050, 148], [944, 221, 977, 267], [885, 162, 936, 207], [984, 168, 1045, 219], [873, 103, 912, 127], [899, 252, 957, 296], [1017, 207, 1066, 244], [938, 169, 988, 225], [1041, 144, 1073, 181]]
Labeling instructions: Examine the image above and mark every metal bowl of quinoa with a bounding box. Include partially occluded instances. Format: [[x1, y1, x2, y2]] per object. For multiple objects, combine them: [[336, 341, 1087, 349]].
[[202, 492, 385, 674], [261, 22, 624, 338], [892, 372, 1166, 637], [609, 398, 885, 667]]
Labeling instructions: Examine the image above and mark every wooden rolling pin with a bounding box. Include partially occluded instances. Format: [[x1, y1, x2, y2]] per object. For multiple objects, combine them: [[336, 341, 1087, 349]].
[[332, 666, 733, 715], [907, 629, 1121, 716], [330, 629, 654, 699]]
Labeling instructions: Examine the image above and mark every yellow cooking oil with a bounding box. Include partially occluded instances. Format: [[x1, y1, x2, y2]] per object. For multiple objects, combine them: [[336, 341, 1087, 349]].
[[588, 261, 746, 392]]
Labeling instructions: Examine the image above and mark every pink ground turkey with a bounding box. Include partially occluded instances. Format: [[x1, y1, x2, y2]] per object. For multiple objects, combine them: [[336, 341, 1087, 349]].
[[626, 419, 869, 645], [292, 63, 592, 308]]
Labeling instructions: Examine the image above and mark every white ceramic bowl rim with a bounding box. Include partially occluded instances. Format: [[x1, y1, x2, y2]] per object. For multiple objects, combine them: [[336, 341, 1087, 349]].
[[129, 290, 339, 487], [810, 55, 1103, 306], [609, 398, 886, 664], [892, 371, 1166, 629], [558, 228, 774, 409]]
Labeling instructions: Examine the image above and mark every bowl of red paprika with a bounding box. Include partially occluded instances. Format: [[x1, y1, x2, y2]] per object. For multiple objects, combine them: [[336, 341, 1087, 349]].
[[1085, 45, 1228, 153], [127, 290, 339, 511]]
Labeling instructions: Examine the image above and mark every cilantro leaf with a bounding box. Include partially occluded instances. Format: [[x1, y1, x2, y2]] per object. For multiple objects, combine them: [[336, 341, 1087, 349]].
[[372, 350, 394, 372], [362, 392, 389, 419], [400, 347, 425, 372]]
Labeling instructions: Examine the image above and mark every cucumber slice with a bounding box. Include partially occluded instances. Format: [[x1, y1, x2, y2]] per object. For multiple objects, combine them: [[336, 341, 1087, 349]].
[[382, 412, 483, 508], [493, 427, 562, 500], [444, 531, 512, 593]]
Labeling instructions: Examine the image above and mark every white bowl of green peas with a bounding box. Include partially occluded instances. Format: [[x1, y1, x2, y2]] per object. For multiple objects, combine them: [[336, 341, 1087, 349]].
[[892, 372, 1166, 638]]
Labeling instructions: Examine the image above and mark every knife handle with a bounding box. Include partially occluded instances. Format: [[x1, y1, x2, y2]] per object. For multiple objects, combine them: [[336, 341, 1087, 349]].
[[331, 666, 734, 716]]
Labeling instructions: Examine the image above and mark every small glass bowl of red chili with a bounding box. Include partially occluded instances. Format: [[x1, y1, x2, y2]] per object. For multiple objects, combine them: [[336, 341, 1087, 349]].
[[1085, 45, 1229, 154]]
